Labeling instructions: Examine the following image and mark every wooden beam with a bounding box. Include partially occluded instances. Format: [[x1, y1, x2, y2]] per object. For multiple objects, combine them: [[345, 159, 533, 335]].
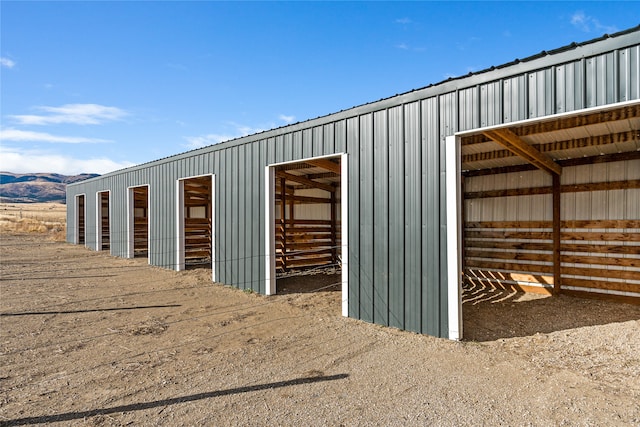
[[463, 151, 640, 177], [276, 170, 336, 192], [483, 128, 562, 175], [305, 158, 341, 174], [463, 130, 638, 165], [464, 179, 640, 199], [275, 194, 333, 204], [463, 104, 640, 146]]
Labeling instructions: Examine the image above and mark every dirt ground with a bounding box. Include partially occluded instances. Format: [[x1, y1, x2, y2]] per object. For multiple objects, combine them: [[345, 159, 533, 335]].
[[1, 206, 640, 426]]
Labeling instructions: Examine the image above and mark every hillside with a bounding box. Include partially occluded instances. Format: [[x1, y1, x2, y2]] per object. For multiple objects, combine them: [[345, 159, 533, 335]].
[[0, 172, 99, 203]]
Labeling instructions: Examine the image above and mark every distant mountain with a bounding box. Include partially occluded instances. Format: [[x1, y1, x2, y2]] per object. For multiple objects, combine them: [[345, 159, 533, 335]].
[[0, 172, 99, 203]]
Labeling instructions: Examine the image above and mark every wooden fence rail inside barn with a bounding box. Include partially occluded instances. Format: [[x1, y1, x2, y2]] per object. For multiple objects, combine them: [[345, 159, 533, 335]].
[[464, 220, 640, 297], [275, 219, 341, 272]]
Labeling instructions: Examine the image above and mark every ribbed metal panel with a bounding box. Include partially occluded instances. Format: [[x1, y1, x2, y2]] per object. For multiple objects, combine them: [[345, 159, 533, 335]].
[[66, 30, 640, 338], [421, 96, 442, 336], [503, 74, 527, 123], [480, 81, 502, 127], [358, 113, 374, 322], [619, 45, 640, 102], [388, 105, 404, 329], [372, 109, 389, 325], [404, 101, 422, 333]]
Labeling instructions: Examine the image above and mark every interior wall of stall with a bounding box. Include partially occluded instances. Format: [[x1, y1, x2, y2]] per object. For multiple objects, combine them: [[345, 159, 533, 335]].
[[464, 159, 640, 299]]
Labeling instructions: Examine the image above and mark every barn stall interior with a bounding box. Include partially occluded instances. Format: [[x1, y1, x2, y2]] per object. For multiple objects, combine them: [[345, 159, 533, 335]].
[[129, 186, 149, 258], [273, 157, 342, 294], [97, 191, 110, 251], [179, 176, 213, 269], [76, 194, 85, 245], [459, 102, 640, 309]]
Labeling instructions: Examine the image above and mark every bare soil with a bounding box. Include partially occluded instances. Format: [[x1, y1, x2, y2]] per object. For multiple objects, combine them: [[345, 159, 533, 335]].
[[1, 210, 640, 425]]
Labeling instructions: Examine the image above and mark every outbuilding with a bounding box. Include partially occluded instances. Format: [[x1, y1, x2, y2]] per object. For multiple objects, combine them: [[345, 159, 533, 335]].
[[67, 27, 640, 340]]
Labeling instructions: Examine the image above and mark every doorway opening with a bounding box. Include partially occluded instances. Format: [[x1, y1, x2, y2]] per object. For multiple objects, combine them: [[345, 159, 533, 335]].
[[128, 185, 149, 258], [450, 101, 640, 341], [76, 194, 86, 245], [96, 191, 110, 251], [176, 175, 214, 275], [265, 154, 347, 315]]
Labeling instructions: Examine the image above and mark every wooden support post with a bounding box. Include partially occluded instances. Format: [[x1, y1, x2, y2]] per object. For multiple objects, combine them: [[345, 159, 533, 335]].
[[553, 173, 562, 294], [331, 189, 337, 264], [280, 177, 287, 271]]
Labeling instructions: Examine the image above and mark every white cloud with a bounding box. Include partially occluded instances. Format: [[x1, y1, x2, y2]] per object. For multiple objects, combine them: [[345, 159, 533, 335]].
[[184, 114, 299, 150], [0, 146, 135, 175], [0, 128, 111, 144], [395, 18, 412, 25], [9, 104, 128, 126], [396, 43, 410, 50], [279, 114, 295, 124], [570, 11, 618, 33], [184, 122, 270, 149], [1, 57, 16, 68], [183, 133, 237, 149]]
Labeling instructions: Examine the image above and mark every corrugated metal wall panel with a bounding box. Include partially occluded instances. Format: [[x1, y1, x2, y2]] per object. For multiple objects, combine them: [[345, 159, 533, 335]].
[[303, 128, 313, 159], [554, 61, 585, 113], [388, 105, 405, 329], [372, 109, 389, 326], [404, 101, 422, 333], [335, 120, 346, 154], [323, 123, 335, 155], [358, 113, 374, 322], [586, 52, 617, 107], [458, 86, 479, 132], [528, 68, 554, 119], [503, 75, 527, 123], [257, 140, 267, 294], [421, 96, 441, 336], [619, 45, 640, 102], [480, 81, 502, 127]]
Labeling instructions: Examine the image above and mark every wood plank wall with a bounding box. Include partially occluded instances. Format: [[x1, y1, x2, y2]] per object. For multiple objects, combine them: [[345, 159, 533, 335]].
[[133, 187, 148, 256], [183, 177, 212, 263], [464, 161, 640, 300], [77, 195, 85, 245], [274, 185, 341, 273], [100, 192, 110, 250], [275, 219, 341, 271]]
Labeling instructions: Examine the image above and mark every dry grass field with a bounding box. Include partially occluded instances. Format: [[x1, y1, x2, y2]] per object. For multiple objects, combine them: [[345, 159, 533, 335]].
[[1, 203, 639, 426], [0, 203, 66, 241]]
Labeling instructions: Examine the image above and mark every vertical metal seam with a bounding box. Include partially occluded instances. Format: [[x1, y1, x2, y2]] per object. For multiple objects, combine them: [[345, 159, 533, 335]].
[[385, 107, 390, 325]]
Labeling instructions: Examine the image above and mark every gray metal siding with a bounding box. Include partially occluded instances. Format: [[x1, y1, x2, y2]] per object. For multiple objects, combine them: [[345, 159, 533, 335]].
[[66, 32, 640, 338], [372, 109, 389, 326], [388, 105, 404, 329]]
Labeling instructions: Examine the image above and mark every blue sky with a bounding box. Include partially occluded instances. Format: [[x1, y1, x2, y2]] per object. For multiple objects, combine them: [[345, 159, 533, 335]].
[[1, 1, 638, 175]]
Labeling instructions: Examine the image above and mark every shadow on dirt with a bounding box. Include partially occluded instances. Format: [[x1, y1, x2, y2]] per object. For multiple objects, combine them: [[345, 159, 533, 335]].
[[0, 304, 181, 317], [2, 373, 349, 426], [462, 280, 640, 342], [277, 272, 341, 294]]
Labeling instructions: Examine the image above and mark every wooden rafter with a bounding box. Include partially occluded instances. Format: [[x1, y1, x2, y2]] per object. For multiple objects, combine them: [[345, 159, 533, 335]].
[[483, 128, 561, 175], [276, 170, 336, 192], [463, 151, 640, 177], [305, 158, 341, 174], [463, 104, 640, 146], [463, 130, 638, 164]]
